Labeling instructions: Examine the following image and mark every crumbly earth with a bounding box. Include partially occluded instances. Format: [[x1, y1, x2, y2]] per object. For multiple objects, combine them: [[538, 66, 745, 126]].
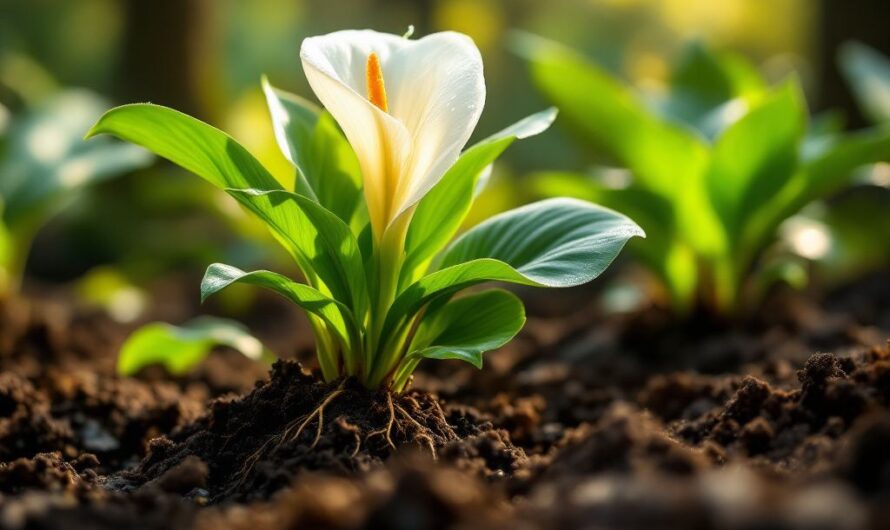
[[1, 273, 890, 530]]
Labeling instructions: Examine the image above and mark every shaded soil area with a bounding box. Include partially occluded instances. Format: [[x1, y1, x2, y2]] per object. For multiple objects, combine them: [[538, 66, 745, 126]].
[[1, 272, 890, 529]]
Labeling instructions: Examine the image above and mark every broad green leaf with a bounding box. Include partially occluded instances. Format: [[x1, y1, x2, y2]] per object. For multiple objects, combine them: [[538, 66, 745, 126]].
[[383, 199, 643, 338], [408, 289, 525, 369], [262, 77, 321, 177], [401, 108, 557, 287], [225, 189, 367, 315], [86, 103, 281, 193], [529, 172, 697, 307], [117, 317, 268, 376], [201, 263, 357, 352], [262, 79, 363, 223], [744, 123, 890, 262], [706, 80, 805, 245], [514, 32, 708, 200], [819, 186, 890, 281], [799, 124, 890, 201], [438, 198, 644, 285], [660, 40, 764, 132], [0, 91, 152, 228], [839, 41, 890, 124], [86, 103, 363, 306]]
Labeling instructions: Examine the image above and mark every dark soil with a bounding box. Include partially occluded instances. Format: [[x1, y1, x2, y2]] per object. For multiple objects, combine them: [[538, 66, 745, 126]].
[[116, 360, 524, 503], [1, 272, 890, 529]]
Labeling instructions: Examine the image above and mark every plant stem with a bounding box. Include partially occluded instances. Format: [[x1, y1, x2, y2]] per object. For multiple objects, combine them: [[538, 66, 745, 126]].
[[0, 230, 33, 297], [713, 258, 739, 315], [308, 315, 340, 382], [364, 212, 412, 386]]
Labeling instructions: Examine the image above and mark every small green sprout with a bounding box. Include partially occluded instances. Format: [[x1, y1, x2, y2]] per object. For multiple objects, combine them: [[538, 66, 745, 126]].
[[516, 34, 890, 314], [89, 29, 643, 391], [0, 91, 153, 295], [117, 317, 273, 376]]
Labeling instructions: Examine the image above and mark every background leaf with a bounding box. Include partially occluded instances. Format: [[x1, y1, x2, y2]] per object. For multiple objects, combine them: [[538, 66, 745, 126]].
[[839, 41, 890, 124], [706, 80, 805, 248], [0, 91, 152, 229], [659, 40, 764, 133], [117, 317, 268, 376], [514, 32, 708, 201]]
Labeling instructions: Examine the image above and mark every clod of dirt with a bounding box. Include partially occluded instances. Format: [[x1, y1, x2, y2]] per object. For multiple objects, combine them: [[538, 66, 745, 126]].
[[534, 403, 711, 487], [0, 297, 121, 378], [121, 361, 526, 503], [191, 455, 510, 530], [0, 367, 203, 476], [669, 347, 890, 477]]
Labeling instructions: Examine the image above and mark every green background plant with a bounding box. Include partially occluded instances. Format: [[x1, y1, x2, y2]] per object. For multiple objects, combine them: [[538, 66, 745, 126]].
[[519, 34, 890, 313]]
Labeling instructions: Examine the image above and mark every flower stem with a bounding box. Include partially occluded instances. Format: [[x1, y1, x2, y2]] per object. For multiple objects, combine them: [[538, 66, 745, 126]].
[[364, 211, 413, 387]]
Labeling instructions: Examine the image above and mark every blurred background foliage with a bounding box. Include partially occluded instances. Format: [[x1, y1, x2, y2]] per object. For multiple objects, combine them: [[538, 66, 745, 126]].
[[1, 0, 888, 317]]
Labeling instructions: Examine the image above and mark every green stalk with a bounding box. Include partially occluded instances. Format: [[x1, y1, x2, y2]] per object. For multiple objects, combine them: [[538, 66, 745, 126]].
[[712, 257, 740, 315], [364, 211, 412, 387], [307, 315, 340, 381], [0, 230, 33, 297], [390, 356, 420, 393]]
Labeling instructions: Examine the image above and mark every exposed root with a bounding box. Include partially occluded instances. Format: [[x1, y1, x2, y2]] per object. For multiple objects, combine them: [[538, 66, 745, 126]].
[[396, 402, 437, 459], [236, 381, 346, 485], [432, 399, 458, 440], [284, 381, 346, 449], [366, 391, 397, 451]]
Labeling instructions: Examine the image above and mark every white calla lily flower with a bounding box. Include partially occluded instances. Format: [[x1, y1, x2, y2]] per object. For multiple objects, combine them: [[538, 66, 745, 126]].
[[300, 29, 486, 240]]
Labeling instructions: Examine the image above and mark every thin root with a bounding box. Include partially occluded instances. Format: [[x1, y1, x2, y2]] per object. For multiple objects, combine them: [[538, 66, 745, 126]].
[[237, 381, 346, 484], [349, 431, 362, 458], [366, 392, 397, 451], [395, 403, 437, 459], [285, 381, 346, 449], [432, 399, 458, 440]]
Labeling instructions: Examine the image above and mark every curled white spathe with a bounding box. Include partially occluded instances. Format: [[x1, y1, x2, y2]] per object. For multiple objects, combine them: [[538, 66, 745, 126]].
[[300, 29, 486, 238]]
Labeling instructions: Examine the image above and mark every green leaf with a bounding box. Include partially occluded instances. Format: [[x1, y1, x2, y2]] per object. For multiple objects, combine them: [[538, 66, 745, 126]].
[[117, 317, 268, 376], [408, 289, 526, 369], [660, 40, 764, 132], [839, 41, 890, 124], [384, 198, 643, 338], [438, 198, 644, 285], [402, 108, 557, 287], [529, 172, 697, 308], [86, 102, 282, 193], [225, 189, 367, 315], [262, 79, 363, 223], [744, 123, 890, 263], [0, 91, 152, 228], [514, 32, 708, 200], [86, 103, 366, 307], [706, 80, 805, 245], [200, 263, 357, 352]]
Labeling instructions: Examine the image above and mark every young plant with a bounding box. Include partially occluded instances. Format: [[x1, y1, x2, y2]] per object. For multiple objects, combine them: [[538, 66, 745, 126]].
[[517, 35, 890, 313], [88, 29, 643, 391], [0, 91, 152, 295]]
